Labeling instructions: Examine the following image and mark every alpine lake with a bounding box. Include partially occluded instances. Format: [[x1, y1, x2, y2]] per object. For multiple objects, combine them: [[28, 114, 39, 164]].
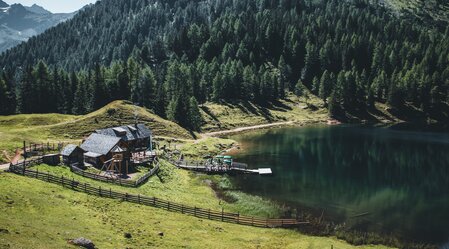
[[227, 124, 449, 247]]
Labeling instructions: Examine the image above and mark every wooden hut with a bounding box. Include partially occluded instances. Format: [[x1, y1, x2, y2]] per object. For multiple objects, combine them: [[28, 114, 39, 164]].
[[95, 124, 152, 152], [61, 144, 85, 166], [80, 133, 129, 169]]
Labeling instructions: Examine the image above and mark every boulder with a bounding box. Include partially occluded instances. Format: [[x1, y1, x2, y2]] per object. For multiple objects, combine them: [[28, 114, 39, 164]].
[[124, 232, 132, 239], [68, 237, 95, 249]]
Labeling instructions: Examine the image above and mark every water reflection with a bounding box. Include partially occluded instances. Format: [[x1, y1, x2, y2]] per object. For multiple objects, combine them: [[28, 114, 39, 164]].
[[230, 125, 449, 244]]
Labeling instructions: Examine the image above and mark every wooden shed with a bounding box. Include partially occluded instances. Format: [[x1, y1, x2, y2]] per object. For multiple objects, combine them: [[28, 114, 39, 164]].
[[42, 154, 60, 166], [61, 144, 85, 166]]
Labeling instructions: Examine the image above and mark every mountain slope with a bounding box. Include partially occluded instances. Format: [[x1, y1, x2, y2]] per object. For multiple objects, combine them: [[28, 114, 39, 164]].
[[384, 0, 449, 25], [0, 2, 74, 52], [0, 0, 447, 126]]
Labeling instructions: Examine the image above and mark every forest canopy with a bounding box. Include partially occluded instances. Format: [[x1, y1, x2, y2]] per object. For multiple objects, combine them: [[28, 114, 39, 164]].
[[0, 0, 448, 129]]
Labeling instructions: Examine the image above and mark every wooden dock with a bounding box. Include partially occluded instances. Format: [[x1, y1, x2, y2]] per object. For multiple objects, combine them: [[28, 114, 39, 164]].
[[176, 162, 272, 175]]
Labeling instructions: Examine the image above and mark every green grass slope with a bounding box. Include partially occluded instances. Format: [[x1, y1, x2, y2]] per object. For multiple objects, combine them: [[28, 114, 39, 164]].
[[48, 100, 193, 140], [0, 101, 193, 163], [0, 172, 394, 249], [200, 93, 328, 132], [384, 0, 449, 24]]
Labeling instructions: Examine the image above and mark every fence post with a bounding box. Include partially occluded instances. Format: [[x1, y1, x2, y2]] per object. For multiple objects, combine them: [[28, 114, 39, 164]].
[[168, 201, 170, 211], [251, 217, 254, 226], [61, 176, 64, 187], [125, 193, 128, 201], [153, 197, 156, 206], [237, 212, 240, 224], [47, 172, 50, 182], [194, 207, 197, 217], [208, 209, 211, 219], [99, 186, 102, 197], [221, 207, 224, 222], [181, 205, 184, 214], [36, 169, 38, 178], [84, 183, 87, 193], [138, 194, 141, 204], [110, 188, 112, 198]]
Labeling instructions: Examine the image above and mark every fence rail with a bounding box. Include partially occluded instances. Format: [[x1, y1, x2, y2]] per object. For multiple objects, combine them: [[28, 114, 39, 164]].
[[14, 156, 159, 187], [22, 141, 66, 157], [8, 161, 308, 229]]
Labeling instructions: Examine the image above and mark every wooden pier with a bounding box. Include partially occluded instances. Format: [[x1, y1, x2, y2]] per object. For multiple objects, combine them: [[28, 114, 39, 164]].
[[176, 161, 272, 175], [162, 152, 273, 175]]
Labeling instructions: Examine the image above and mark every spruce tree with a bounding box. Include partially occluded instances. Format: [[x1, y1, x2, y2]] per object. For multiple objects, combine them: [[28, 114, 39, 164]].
[[188, 97, 202, 131]]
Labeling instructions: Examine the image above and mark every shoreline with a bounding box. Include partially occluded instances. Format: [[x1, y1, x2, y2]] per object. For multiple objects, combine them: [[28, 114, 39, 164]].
[[202, 119, 327, 138]]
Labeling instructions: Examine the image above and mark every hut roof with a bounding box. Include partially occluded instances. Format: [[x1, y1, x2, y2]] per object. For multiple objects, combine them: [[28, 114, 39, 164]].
[[95, 124, 152, 142], [61, 144, 84, 157], [80, 133, 122, 156], [84, 152, 102, 158]]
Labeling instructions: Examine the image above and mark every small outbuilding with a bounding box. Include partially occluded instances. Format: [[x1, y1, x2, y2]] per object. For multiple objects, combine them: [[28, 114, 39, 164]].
[[61, 144, 85, 166], [42, 154, 61, 166]]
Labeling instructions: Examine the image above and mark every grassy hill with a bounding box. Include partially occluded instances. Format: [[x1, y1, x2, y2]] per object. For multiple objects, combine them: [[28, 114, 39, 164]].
[[0, 171, 394, 249], [0, 101, 193, 163]]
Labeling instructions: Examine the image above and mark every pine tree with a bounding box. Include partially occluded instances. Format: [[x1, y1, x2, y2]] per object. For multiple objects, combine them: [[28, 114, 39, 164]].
[[295, 80, 306, 97], [92, 63, 108, 109], [72, 74, 88, 114], [319, 70, 331, 103], [0, 78, 7, 115], [387, 79, 403, 109], [188, 97, 202, 131], [138, 67, 156, 109], [19, 66, 35, 113], [33, 61, 51, 113]]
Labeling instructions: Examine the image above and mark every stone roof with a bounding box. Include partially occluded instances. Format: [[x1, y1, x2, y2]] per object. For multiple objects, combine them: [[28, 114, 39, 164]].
[[95, 124, 152, 142], [80, 133, 122, 156], [61, 144, 84, 157]]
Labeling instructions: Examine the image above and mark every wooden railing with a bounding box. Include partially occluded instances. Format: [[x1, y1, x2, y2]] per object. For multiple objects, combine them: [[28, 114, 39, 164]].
[[8, 163, 308, 228], [22, 141, 66, 157], [12, 156, 160, 188]]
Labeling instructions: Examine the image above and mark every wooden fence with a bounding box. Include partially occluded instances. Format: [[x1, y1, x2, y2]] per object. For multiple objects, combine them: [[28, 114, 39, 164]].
[[70, 158, 160, 187], [14, 156, 160, 188], [22, 141, 66, 157], [8, 162, 308, 228]]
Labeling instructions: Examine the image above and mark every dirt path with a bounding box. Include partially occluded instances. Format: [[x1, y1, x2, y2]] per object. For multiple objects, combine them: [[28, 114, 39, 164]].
[[203, 121, 295, 137], [0, 149, 22, 171]]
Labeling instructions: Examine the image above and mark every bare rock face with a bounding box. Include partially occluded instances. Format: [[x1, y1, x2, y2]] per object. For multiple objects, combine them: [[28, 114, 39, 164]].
[[68, 238, 95, 249]]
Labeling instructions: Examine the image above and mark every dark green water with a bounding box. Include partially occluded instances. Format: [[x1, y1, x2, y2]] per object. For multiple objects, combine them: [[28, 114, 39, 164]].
[[229, 124, 449, 246]]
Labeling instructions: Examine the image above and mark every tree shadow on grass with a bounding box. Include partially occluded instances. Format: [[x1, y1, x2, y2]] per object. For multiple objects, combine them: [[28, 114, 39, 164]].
[[387, 104, 427, 122], [200, 106, 219, 122]]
